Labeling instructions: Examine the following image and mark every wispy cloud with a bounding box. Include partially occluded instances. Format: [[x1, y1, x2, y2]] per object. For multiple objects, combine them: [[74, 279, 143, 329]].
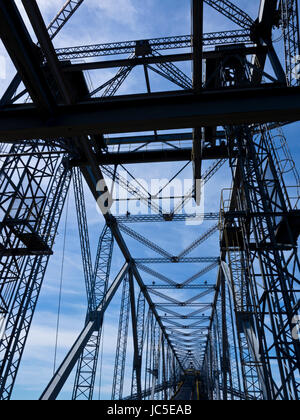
[[88, 0, 138, 27]]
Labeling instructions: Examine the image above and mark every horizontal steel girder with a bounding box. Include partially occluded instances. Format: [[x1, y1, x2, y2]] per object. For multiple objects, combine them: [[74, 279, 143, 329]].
[[55, 30, 252, 60], [0, 86, 299, 142], [71, 147, 231, 166], [61, 47, 266, 72]]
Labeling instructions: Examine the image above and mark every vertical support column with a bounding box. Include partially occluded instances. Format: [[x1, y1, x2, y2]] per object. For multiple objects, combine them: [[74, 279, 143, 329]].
[[131, 290, 145, 399], [40, 263, 129, 400], [111, 273, 131, 400], [72, 225, 114, 400], [227, 126, 300, 400], [73, 167, 94, 312], [150, 325, 161, 400], [0, 146, 72, 400], [128, 271, 141, 400], [192, 0, 204, 203], [192, 0, 203, 93], [161, 336, 167, 400], [221, 271, 228, 400], [281, 0, 300, 85]]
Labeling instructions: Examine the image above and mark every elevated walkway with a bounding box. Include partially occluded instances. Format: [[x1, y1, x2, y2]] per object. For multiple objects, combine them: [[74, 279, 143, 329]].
[[172, 371, 208, 401]]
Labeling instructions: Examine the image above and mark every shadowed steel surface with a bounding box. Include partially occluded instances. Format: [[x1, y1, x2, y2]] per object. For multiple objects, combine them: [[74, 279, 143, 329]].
[[0, 0, 299, 402]]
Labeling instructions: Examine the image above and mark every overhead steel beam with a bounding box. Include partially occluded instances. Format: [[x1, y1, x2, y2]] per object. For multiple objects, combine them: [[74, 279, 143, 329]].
[[106, 132, 194, 145], [137, 264, 177, 287], [105, 131, 226, 146], [192, 0, 204, 209], [178, 224, 219, 259], [21, 0, 73, 104], [63, 53, 191, 72], [129, 275, 142, 400], [0, 74, 22, 107], [77, 162, 184, 382], [203, 0, 254, 29], [251, 0, 286, 85], [72, 147, 228, 167], [0, 0, 56, 111], [130, 263, 184, 372], [281, 0, 300, 85], [61, 47, 265, 73], [55, 30, 252, 60], [40, 263, 129, 400], [0, 0, 85, 106], [119, 224, 173, 260], [257, 0, 279, 40], [0, 0, 186, 399], [72, 148, 222, 166], [146, 285, 215, 290], [0, 86, 299, 141]]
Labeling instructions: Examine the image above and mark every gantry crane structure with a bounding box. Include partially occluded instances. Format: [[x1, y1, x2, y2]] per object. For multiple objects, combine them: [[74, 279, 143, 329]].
[[0, 0, 299, 401]]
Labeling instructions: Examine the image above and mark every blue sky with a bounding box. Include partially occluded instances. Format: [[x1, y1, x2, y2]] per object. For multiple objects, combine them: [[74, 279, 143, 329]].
[[0, 0, 299, 400]]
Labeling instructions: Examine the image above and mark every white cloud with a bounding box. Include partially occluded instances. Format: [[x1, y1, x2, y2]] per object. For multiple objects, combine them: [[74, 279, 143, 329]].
[[36, 0, 66, 20], [88, 0, 138, 27]]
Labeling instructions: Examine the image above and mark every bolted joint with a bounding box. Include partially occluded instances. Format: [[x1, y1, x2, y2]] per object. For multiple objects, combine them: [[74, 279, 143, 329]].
[[135, 40, 152, 57], [89, 310, 102, 330]]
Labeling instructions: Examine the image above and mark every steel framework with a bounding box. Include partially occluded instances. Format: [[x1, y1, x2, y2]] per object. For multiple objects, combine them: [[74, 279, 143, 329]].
[[0, 0, 299, 401]]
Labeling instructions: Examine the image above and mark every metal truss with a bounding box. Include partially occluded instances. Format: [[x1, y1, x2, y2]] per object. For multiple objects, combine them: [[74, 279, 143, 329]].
[[141, 311, 181, 401], [0, 0, 299, 402], [201, 6, 299, 398], [178, 224, 219, 259], [47, 0, 85, 40], [117, 214, 219, 373], [203, 0, 254, 29], [55, 30, 252, 61], [101, 166, 163, 216], [72, 225, 114, 400], [72, 167, 94, 311], [131, 290, 146, 399], [148, 52, 192, 90], [221, 259, 263, 400], [172, 159, 227, 216], [225, 127, 300, 400], [119, 224, 173, 259], [1, 0, 85, 107], [0, 0, 86, 399], [111, 272, 131, 400], [138, 261, 218, 289], [90, 59, 136, 98], [281, 0, 300, 85], [0, 141, 72, 400], [135, 257, 219, 264], [101, 55, 136, 98]]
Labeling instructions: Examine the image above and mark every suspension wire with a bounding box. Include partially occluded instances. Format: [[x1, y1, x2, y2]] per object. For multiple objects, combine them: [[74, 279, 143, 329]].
[[53, 188, 71, 375], [119, 164, 152, 198]]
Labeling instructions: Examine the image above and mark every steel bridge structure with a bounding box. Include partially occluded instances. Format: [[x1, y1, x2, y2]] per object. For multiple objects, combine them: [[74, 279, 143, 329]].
[[0, 0, 299, 401]]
